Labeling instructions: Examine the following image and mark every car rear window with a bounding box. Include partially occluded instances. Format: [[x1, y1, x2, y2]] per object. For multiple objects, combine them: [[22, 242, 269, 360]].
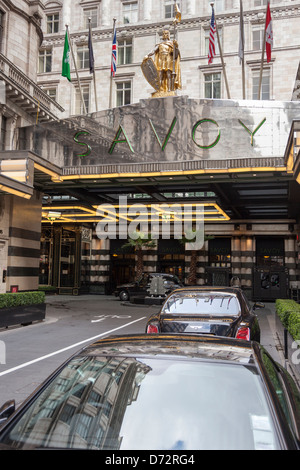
[[0, 353, 279, 450], [162, 293, 240, 316]]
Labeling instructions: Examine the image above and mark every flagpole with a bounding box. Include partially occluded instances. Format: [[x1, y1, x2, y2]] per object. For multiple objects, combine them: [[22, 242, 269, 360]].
[[239, 0, 245, 99], [258, 4, 268, 100], [66, 24, 87, 114], [88, 18, 98, 112], [211, 3, 230, 99], [109, 18, 117, 109]]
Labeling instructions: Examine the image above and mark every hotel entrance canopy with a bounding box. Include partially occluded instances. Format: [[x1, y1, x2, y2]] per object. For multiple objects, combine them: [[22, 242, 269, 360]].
[[1, 97, 300, 225]]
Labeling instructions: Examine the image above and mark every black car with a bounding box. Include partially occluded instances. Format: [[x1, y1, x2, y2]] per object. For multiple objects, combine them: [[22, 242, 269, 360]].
[[114, 272, 183, 301], [146, 286, 263, 341], [0, 334, 299, 450]]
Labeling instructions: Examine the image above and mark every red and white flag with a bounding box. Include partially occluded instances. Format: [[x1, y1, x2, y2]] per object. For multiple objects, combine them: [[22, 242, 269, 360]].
[[265, 2, 273, 63]]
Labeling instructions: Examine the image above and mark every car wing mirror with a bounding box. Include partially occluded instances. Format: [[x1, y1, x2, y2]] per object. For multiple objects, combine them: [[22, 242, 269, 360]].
[[0, 400, 15, 425], [253, 302, 265, 310]]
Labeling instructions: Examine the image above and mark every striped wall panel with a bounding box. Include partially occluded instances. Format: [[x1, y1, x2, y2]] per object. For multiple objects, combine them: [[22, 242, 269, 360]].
[[6, 192, 42, 291]]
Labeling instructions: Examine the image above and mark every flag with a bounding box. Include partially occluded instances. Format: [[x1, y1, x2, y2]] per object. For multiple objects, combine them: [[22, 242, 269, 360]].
[[265, 2, 273, 63], [88, 27, 95, 74], [174, 3, 181, 23], [208, 7, 216, 64], [62, 29, 71, 81], [238, 0, 244, 64], [111, 21, 117, 77]]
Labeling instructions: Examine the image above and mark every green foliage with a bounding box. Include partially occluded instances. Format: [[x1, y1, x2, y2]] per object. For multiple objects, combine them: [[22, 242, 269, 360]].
[[275, 299, 300, 341], [121, 231, 156, 251], [0, 291, 45, 309], [38, 286, 57, 292], [288, 312, 300, 341]]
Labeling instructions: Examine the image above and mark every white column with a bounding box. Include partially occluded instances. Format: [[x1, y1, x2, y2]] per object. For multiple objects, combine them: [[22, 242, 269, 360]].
[[143, 0, 152, 21], [62, 0, 72, 27], [187, 0, 196, 15], [101, 0, 110, 27], [232, 237, 241, 280], [285, 237, 297, 288]]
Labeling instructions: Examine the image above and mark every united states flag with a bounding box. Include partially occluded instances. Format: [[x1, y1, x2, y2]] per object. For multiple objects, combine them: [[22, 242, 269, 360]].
[[111, 22, 117, 77], [208, 7, 216, 64]]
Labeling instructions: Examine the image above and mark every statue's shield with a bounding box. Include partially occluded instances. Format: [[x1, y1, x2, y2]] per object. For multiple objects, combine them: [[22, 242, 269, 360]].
[[141, 57, 160, 91]]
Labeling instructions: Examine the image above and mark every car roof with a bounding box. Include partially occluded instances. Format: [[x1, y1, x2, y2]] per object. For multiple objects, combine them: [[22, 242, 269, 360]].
[[168, 286, 242, 294], [81, 334, 256, 366], [148, 273, 178, 277]]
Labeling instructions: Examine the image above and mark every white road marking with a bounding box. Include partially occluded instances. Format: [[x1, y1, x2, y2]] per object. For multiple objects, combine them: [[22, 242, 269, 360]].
[[0, 317, 146, 377], [91, 314, 132, 323]]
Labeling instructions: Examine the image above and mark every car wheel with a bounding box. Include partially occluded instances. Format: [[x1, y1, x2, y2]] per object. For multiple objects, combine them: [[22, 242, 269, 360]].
[[119, 290, 129, 301]]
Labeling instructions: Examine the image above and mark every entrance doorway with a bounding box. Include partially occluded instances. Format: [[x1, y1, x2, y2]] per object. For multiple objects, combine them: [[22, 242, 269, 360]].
[[110, 239, 135, 289], [157, 239, 185, 282], [59, 229, 76, 287], [206, 237, 231, 286], [253, 237, 288, 300], [39, 227, 53, 286]]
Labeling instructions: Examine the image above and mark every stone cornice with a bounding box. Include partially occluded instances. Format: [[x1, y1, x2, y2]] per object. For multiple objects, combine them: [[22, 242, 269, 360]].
[[41, 3, 300, 47]]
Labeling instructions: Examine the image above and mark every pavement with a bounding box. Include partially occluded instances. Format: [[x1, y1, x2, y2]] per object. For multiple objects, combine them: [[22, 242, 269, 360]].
[[251, 301, 300, 388]]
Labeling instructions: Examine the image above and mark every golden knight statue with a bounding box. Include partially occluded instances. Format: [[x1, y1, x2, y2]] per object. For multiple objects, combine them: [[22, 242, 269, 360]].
[[141, 5, 182, 97]]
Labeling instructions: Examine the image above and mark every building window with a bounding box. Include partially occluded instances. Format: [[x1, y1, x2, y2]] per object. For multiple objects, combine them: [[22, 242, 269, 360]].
[[209, 238, 231, 267], [116, 81, 131, 106], [46, 13, 59, 33], [18, 127, 29, 150], [45, 88, 57, 101], [0, 115, 7, 150], [77, 46, 90, 69], [83, 8, 98, 29], [256, 237, 284, 267], [252, 25, 265, 50], [123, 2, 138, 24], [254, 0, 268, 6], [204, 73, 221, 99], [39, 49, 52, 73], [75, 84, 90, 114], [164, 1, 181, 19], [252, 69, 270, 100], [0, 10, 5, 52], [118, 38, 133, 65]]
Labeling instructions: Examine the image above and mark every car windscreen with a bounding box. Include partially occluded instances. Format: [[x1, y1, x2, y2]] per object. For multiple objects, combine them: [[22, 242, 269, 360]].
[[162, 293, 240, 316], [0, 353, 279, 450]]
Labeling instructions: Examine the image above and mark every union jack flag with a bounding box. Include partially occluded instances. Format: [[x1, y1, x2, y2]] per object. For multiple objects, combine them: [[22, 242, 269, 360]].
[[111, 22, 117, 77], [208, 7, 216, 64]]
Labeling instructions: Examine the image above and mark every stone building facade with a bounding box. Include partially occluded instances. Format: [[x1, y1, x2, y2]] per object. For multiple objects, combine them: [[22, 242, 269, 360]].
[[37, 0, 300, 115], [1, 0, 300, 301], [0, 0, 63, 293]]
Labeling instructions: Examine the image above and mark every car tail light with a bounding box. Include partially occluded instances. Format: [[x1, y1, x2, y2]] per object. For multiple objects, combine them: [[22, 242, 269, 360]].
[[236, 327, 250, 341], [146, 324, 159, 334]]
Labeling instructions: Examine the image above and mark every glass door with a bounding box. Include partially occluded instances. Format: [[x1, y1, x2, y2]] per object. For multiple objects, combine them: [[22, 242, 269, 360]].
[[59, 229, 76, 287], [39, 228, 53, 285]]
